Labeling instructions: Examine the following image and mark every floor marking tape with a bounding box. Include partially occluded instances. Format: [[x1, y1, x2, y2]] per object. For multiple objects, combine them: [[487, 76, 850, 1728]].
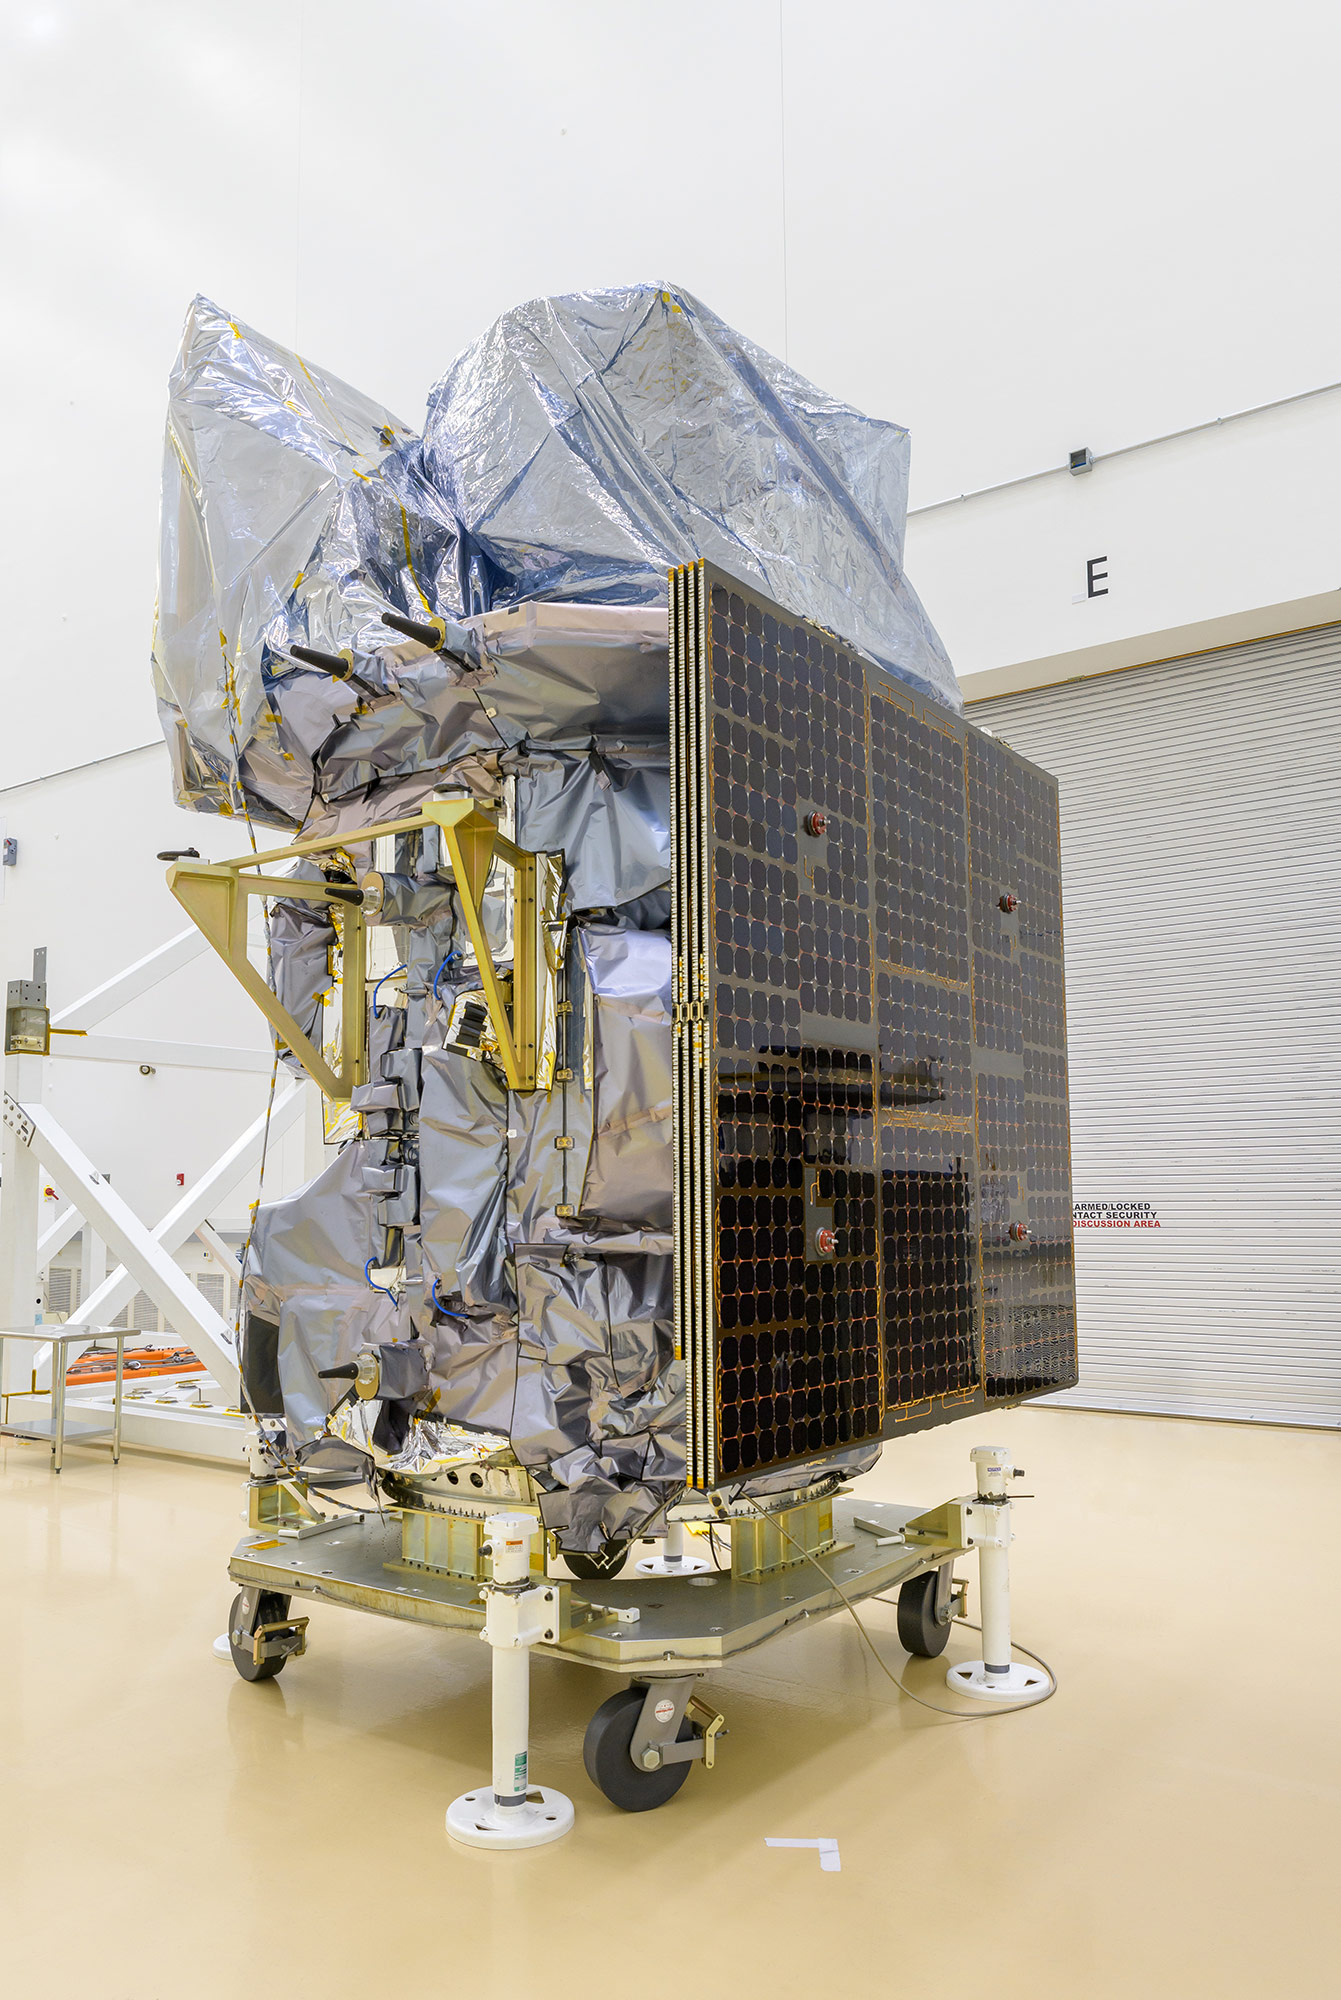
[[764, 1837, 841, 1873]]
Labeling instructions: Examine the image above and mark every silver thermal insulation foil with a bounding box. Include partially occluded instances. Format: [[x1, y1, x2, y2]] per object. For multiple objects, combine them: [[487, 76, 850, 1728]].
[[165, 289, 952, 1544]]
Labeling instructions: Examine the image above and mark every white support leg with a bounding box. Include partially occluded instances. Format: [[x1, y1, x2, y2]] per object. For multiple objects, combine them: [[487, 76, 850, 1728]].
[[635, 1513, 710, 1576], [1, 1059, 44, 1393], [446, 1513, 574, 1850], [945, 1444, 1053, 1705]]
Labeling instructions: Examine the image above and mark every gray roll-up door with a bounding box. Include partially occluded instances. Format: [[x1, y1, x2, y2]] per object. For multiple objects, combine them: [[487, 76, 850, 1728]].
[[969, 624, 1340, 1427]]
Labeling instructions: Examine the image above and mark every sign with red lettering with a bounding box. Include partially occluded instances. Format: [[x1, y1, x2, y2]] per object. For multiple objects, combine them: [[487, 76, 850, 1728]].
[[1073, 1201, 1161, 1230]]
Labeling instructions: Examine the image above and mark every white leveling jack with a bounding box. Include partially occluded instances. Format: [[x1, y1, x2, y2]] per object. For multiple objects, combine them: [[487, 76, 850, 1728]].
[[446, 1512, 575, 1850], [634, 1515, 710, 1576], [946, 1444, 1053, 1704]]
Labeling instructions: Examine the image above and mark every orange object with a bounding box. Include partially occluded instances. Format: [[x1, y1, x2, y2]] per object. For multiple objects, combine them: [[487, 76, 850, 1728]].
[[64, 1345, 204, 1387]]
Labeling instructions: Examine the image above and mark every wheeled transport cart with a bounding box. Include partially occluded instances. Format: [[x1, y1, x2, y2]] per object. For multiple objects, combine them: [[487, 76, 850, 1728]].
[[224, 1441, 1047, 1840]]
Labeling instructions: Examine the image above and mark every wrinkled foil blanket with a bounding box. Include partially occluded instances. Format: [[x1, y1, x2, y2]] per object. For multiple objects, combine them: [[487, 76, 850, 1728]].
[[155, 286, 950, 1546]]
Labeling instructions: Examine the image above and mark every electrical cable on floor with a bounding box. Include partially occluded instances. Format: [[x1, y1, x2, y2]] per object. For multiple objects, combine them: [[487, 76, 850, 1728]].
[[738, 1495, 1057, 1721]]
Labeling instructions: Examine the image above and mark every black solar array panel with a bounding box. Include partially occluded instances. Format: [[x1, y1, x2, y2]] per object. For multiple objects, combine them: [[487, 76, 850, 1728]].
[[671, 560, 1077, 1488]]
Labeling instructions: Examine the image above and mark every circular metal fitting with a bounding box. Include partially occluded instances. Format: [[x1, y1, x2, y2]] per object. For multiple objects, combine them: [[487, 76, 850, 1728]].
[[1009, 1221, 1029, 1242], [803, 811, 827, 836], [999, 893, 1018, 913], [815, 1226, 838, 1255]]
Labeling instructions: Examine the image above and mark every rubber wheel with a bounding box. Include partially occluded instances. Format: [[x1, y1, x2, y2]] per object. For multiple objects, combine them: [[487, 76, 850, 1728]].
[[563, 1539, 630, 1580], [583, 1687, 696, 1812], [897, 1570, 953, 1658], [227, 1589, 292, 1682]]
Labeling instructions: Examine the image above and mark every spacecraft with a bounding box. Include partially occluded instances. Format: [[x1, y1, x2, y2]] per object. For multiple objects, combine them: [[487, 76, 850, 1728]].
[[156, 287, 1077, 1836]]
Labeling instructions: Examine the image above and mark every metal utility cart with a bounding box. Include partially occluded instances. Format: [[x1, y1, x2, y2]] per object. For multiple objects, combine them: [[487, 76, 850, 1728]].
[[223, 1438, 1044, 1842], [0, 1325, 130, 1472]]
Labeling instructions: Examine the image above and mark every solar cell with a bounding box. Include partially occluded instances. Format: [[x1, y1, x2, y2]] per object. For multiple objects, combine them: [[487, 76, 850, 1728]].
[[672, 560, 1077, 1486]]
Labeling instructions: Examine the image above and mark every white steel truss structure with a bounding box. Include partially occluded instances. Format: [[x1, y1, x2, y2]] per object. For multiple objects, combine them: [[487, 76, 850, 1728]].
[[1, 923, 312, 1414]]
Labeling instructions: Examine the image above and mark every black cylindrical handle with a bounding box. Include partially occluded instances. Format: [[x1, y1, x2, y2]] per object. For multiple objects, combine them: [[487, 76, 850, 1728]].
[[290, 644, 381, 700], [291, 644, 352, 678], [382, 610, 446, 649], [316, 1363, 359, 1380]]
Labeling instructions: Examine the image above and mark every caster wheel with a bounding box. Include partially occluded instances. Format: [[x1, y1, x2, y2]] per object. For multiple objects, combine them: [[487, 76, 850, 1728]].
[[583, 1687, 695, 1812], [897, 1570, 953, 1658], [564, 1539, 630, 1581], [226, 1589, 291, 1682]]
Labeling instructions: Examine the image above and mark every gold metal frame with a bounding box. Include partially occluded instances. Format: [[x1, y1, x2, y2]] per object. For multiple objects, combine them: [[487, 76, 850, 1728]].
[[167, 798, 549, 1098]]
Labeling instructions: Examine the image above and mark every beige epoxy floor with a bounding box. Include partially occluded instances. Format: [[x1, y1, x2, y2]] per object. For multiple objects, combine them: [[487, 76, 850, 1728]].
[[1, 1407, 1337, 1999]]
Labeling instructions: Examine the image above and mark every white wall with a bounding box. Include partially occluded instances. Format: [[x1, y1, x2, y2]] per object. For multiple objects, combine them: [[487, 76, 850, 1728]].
[[909, 385, 1341, 690], [3, 0, 1338, 1246], [5, 0, 1340, 785], [0, 744, 309, 1227]]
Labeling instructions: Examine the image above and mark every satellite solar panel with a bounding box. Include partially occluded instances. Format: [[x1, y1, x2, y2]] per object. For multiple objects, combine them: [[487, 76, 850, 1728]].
[[671, 560, 1077, 1488]]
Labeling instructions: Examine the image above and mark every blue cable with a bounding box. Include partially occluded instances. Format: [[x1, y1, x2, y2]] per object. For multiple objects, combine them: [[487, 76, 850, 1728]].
[[431, 950, 461, 1005], [371, 964, 407, 1018], [436, 1280, 472, 1328], [364, 1256, 398, 1297]]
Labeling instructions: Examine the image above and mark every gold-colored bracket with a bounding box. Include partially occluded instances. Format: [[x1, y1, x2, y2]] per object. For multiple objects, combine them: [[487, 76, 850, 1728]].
[[251, 1615, 309, 1666], [899, 1497, 973, 1555], [729, 1495, 849, 1582], [167, 858, 366, 1097], [686, 1693, 727, 1770], [166, 799, 551, 1099]]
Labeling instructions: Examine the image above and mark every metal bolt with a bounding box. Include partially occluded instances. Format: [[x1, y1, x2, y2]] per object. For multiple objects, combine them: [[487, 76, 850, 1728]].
[[641, 1748, 662, 1770], [815, 1227, 837, 1256], [999, 894, 1018, 913], [1009, 1222, 1029, 1241], [803, 811, 827, 836]]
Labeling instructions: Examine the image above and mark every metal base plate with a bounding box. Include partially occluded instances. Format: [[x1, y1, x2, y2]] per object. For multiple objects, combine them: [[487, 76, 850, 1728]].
[[633, 1552, 711, 1575], [227, 1497, 953, 1676], [946, 1658, 1052, 1703], [446, 1787, 574, 1849]]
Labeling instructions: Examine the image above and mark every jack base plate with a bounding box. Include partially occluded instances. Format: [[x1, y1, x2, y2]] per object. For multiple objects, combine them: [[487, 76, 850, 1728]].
[[446, 1786, 574, 1850], [946, 1658, 1052, 1704], [633, 1553, 711, 1575]]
